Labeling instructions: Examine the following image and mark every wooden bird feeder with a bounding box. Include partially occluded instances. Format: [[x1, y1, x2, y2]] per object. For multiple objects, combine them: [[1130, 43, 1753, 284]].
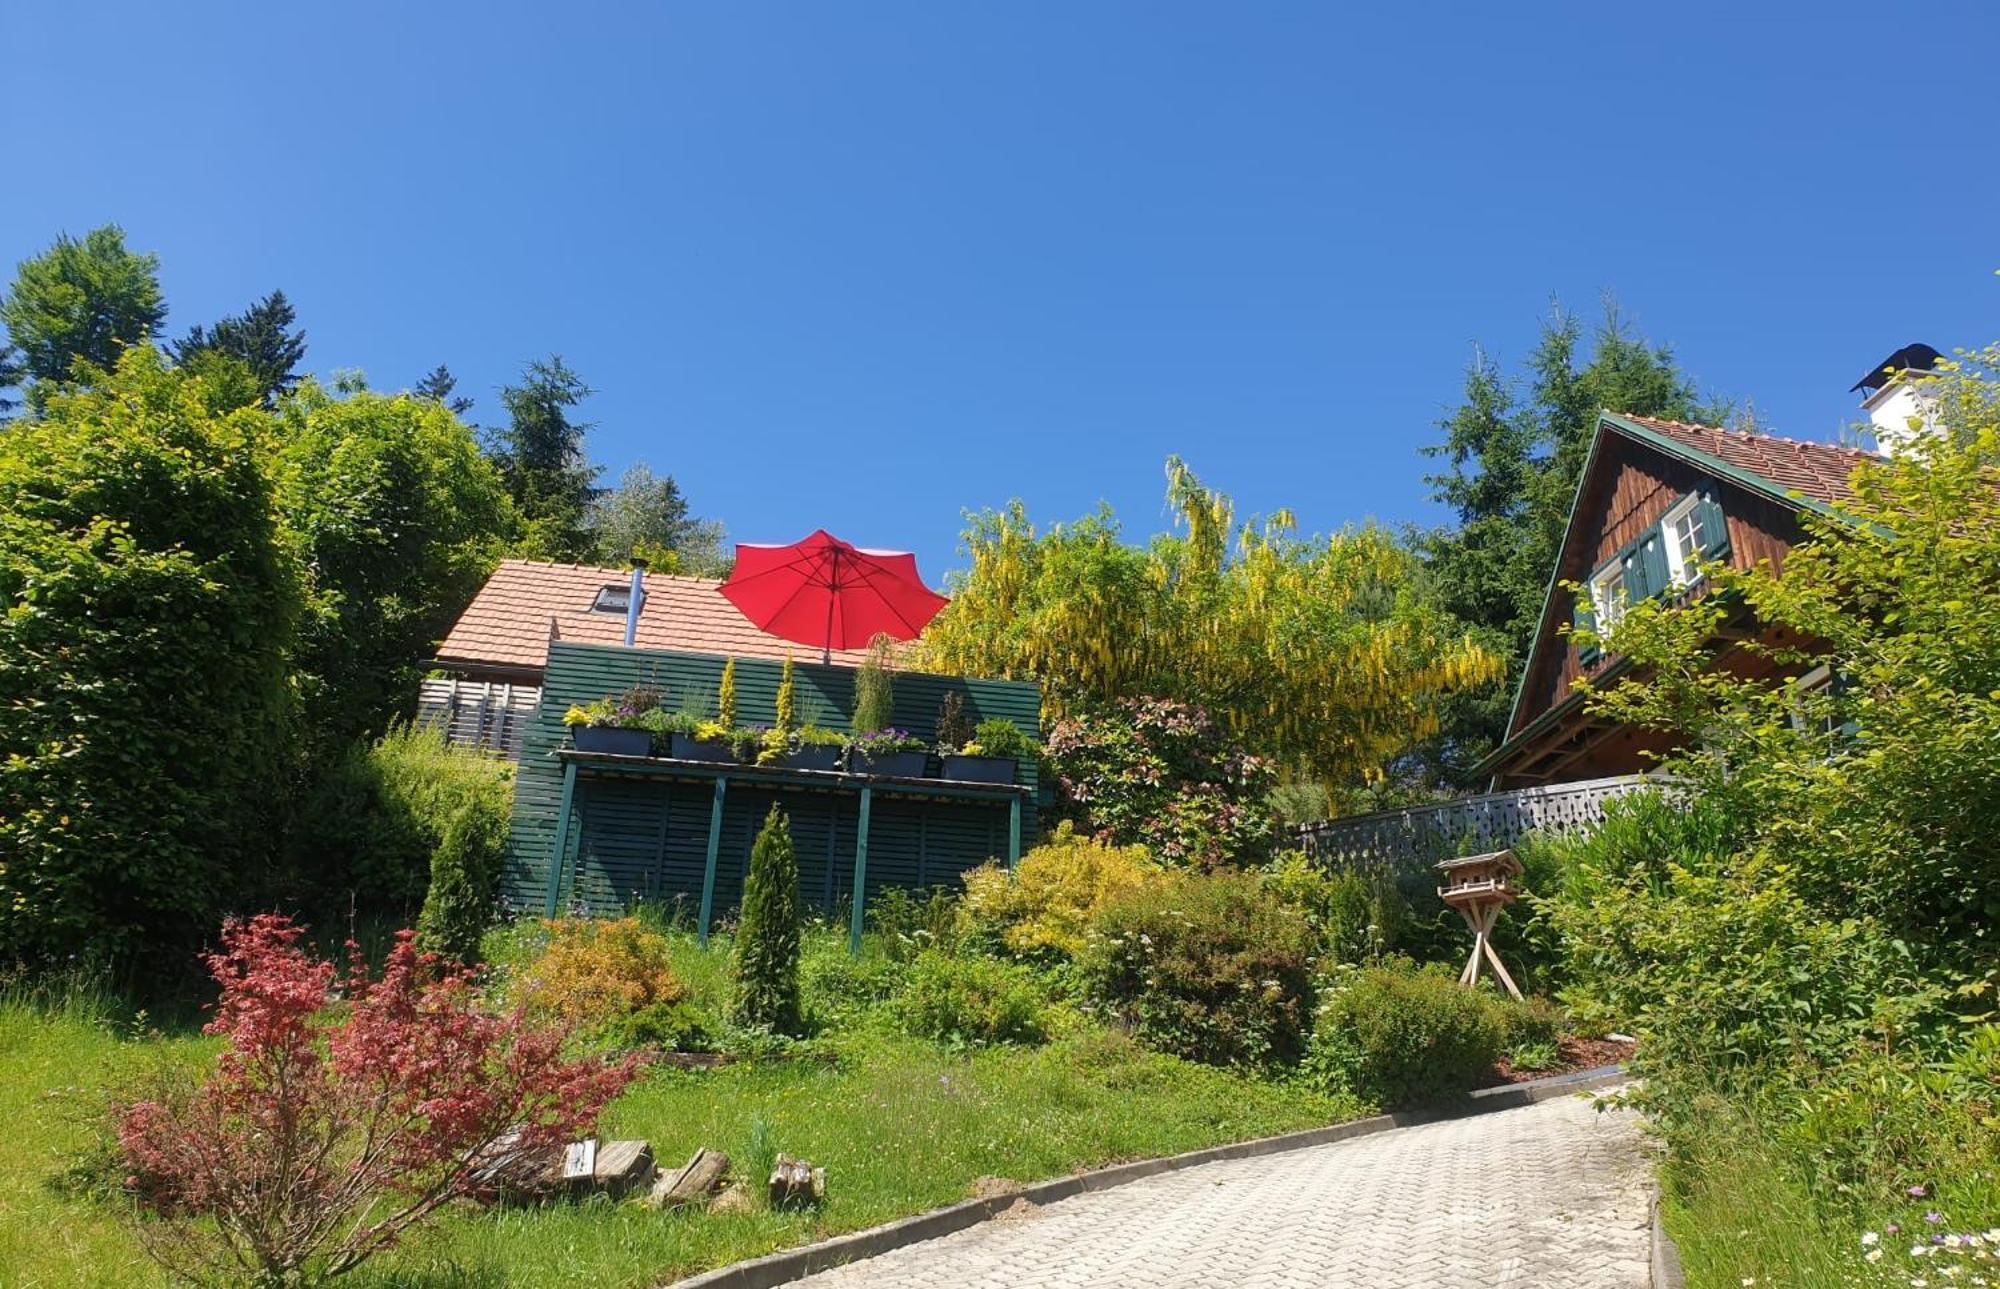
[[1436, 849, 1525, 1000]]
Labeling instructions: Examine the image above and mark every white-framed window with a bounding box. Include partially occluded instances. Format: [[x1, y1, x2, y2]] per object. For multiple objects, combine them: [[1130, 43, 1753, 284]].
[[1663, 495, 1708, 588], [1790, 663, 1840, 738], [1590, 560, 1629, 629]]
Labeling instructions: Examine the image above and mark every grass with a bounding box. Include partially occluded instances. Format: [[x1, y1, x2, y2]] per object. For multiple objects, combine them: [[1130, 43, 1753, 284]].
[[0, 924, 1365, 1288], [1659, 1088, 2000, 1289]]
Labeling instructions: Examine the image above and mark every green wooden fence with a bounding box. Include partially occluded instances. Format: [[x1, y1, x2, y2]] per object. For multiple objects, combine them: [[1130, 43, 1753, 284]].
[[505, 642, 1043, 942]]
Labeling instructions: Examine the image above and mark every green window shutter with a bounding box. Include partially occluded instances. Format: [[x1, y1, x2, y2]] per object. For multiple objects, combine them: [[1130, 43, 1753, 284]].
[[1574, 592, 1600, 665], [1697, 491, 1730, 558], [1635, 526, 1670, 602]]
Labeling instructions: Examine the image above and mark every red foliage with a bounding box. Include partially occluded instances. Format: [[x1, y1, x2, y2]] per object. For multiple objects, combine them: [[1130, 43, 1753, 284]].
[[116, 914, 643, 1285]]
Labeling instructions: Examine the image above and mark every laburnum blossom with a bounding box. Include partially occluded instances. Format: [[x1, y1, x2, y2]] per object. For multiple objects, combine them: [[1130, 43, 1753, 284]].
[[116, 915, 643, 1285]]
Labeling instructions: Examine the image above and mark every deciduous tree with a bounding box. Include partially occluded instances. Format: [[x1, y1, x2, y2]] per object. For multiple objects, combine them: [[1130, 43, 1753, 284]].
[[589, 462, 729, 573], [0, 224, 166, 393], [920, 457, 1501, 796], [0, 349, 295, 966]]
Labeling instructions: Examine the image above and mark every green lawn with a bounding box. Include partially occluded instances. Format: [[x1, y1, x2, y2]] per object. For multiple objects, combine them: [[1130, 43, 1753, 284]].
[[1, 933, 1364, 1288]]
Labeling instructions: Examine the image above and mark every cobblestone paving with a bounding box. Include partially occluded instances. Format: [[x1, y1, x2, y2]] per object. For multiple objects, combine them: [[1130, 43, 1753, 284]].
[[795, 1093, 1653, 1288]]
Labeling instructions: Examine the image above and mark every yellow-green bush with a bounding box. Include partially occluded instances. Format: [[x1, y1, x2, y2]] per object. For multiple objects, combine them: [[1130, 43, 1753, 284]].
[[513, 916, 689, 1028], [957, 824, 1156, 960]]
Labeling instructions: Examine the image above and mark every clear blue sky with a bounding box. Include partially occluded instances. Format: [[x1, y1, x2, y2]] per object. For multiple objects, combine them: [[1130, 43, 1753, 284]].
[[7, 2, 1996, 581]]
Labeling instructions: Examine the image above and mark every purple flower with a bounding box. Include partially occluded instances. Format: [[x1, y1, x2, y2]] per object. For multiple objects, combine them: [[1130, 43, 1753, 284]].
[[1927, 1212, 1945, 1225], [1909, 1185, 1930, 1198]]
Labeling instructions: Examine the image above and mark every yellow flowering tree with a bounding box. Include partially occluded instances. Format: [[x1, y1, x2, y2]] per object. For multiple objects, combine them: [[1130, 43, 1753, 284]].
[[920, 457, 1501, 790]]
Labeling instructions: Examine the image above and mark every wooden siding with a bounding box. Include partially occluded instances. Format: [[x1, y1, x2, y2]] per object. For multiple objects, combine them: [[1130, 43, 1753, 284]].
[[505, 642, 1042, 917], [1511, 433, 1809, 736], [417, 677, 540, 760]]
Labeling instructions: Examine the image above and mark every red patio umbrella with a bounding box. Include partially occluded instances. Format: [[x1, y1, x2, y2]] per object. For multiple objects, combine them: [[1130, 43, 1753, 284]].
[[719, 529, 950, 663]]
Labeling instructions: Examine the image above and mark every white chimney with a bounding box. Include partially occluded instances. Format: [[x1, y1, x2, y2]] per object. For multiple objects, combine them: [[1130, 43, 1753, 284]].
[[1853, 342, 1943, 454], [624, 559, 647, 646]]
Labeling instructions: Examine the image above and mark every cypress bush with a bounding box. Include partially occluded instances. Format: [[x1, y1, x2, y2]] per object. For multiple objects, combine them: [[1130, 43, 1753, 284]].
[[733, 805, 802, 1033]]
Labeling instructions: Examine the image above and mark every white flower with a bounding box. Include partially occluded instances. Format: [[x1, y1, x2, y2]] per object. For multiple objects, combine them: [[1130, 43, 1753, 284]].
[[1866, 1233, 1882, 1247], [1742, 1279, 1756, 1287], [1866, 1247, 1884, 1262]]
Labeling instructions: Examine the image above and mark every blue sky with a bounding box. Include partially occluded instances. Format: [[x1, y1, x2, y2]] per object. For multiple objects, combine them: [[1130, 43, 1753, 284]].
[[6, 2, 1996, 581]]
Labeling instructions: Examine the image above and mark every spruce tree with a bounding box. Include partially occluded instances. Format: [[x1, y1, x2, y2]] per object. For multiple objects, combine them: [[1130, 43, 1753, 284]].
[[171, 289, 307, 407], [733, 806, 802, 1033], [1417, 299, 1733, 783], [488, 356, 600, 560], [413, 364, 473, 414]]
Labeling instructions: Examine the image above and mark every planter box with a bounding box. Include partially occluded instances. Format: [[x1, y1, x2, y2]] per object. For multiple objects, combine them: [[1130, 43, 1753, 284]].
[[853, 749, 929, 779], [670, 733, 739, 763], [573, 726, 652, 758], [941, 754, 1016, 784], [781, 745, 845, 773]]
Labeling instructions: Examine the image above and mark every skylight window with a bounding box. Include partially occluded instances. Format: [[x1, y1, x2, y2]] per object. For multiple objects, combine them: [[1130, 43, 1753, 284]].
[[592, 585, 632, 615]]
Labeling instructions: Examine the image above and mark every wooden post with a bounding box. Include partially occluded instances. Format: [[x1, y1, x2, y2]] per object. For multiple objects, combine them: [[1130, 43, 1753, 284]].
[[697, 775, 728, 948], [1007, 794, 1022, 872], [849, 785, 872, 955], [543, 760, 579, 917]]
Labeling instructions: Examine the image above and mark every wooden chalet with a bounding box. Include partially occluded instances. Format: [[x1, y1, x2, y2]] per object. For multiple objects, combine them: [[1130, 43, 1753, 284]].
[[1478, 411, 1879, 790]]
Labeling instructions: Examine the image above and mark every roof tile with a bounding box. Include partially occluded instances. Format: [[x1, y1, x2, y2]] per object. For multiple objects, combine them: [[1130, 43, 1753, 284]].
[[1614, 414, 1878, 508]]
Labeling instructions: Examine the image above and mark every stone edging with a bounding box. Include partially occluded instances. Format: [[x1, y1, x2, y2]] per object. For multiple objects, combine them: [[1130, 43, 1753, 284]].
[[1651, 1196, 1687, 1289], [666, 1064, 1630, 1289]]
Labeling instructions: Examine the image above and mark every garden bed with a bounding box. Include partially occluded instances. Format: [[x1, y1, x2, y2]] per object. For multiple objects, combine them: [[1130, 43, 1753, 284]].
[[1480, 1034, 1635, 1087]]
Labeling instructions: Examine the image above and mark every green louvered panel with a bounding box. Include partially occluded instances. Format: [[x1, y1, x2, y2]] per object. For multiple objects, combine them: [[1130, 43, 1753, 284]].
[[506, 641, 1042, 919]]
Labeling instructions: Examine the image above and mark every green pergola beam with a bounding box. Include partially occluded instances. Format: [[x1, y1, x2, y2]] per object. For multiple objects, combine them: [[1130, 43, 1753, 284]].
[[849, 785, 873, 955], [697, 775, 728, 947], [543, 760, 579, 917]]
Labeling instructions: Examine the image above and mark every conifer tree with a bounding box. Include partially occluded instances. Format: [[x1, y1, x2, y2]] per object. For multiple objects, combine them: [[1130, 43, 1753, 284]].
[[171, 289, 307, 407], [0, 224, 166, 393], [733, 806, 802, 1033]]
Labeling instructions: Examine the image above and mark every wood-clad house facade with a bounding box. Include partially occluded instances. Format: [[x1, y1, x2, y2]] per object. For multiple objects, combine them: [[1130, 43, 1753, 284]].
[[1480, 412, 1878, 790]]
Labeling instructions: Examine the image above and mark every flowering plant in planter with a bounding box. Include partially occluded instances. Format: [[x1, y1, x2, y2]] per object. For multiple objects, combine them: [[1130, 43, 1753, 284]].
[[849, 728, 925, 757], [758, 724, 847, 769], [564, 686, 666, 756], [849, 727, 928, 777]]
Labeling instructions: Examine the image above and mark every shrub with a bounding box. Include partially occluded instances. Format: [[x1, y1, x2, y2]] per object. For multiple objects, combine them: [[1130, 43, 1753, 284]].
[[1305, 962, 1504, 1106], [717, 657, 738, 728], [852, 634, 895, 733], [734, 806, 803, 1033], [958, 824, 1156, 961], [1077, 869, 1316, 1068], [514, 916, 689, 1028], [1261, 852, 1406, 964], [869, 885, 960, 962], [801, 942, 907, 1027], [891, 950, 1048, 1046], [0, 351, 297, 968], [295, 722, 515, 929], [1044, 696, 1277, 867], [114, 915, 641, 1285]]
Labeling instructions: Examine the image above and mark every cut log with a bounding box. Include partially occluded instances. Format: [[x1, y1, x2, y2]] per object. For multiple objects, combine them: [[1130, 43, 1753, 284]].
[[767, 1153, 827, 1210], [649, 1147, 732, 1209], [593, 1140, 655, 1199], [562, 1139, 597, 1183]]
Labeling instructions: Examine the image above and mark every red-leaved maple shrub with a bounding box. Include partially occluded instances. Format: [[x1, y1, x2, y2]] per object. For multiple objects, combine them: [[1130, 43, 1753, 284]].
[[116, 914, 643, 1286]]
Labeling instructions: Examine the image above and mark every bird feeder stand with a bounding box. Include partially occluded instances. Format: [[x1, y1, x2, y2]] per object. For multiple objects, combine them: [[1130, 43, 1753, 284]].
[[1436, 849, 1525, 1000]]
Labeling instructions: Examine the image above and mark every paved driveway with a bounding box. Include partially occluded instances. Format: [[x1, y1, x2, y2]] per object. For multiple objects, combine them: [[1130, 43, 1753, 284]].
[[794, 1093, 1654, 1288]]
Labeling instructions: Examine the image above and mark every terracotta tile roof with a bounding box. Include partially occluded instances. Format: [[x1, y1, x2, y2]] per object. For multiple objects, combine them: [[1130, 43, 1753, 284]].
[[435, 560, 879, 676], [1612, 413, 1880, 508]]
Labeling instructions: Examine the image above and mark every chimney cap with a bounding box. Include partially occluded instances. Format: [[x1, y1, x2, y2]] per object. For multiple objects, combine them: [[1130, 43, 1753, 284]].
[[629, 556, 649, 571], [1851, 343, 1943, 394]]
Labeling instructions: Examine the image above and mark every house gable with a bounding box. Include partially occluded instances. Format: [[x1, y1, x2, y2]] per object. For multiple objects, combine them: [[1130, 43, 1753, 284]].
[[1483, 412, 1874, 787]]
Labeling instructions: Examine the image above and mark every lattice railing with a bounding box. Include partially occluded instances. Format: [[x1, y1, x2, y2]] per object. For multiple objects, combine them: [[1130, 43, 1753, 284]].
[[1298, 774, 1663, 875]]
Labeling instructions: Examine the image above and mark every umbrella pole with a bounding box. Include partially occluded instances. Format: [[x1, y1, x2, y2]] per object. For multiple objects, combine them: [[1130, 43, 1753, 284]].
[[822, 548, 838, 665]]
